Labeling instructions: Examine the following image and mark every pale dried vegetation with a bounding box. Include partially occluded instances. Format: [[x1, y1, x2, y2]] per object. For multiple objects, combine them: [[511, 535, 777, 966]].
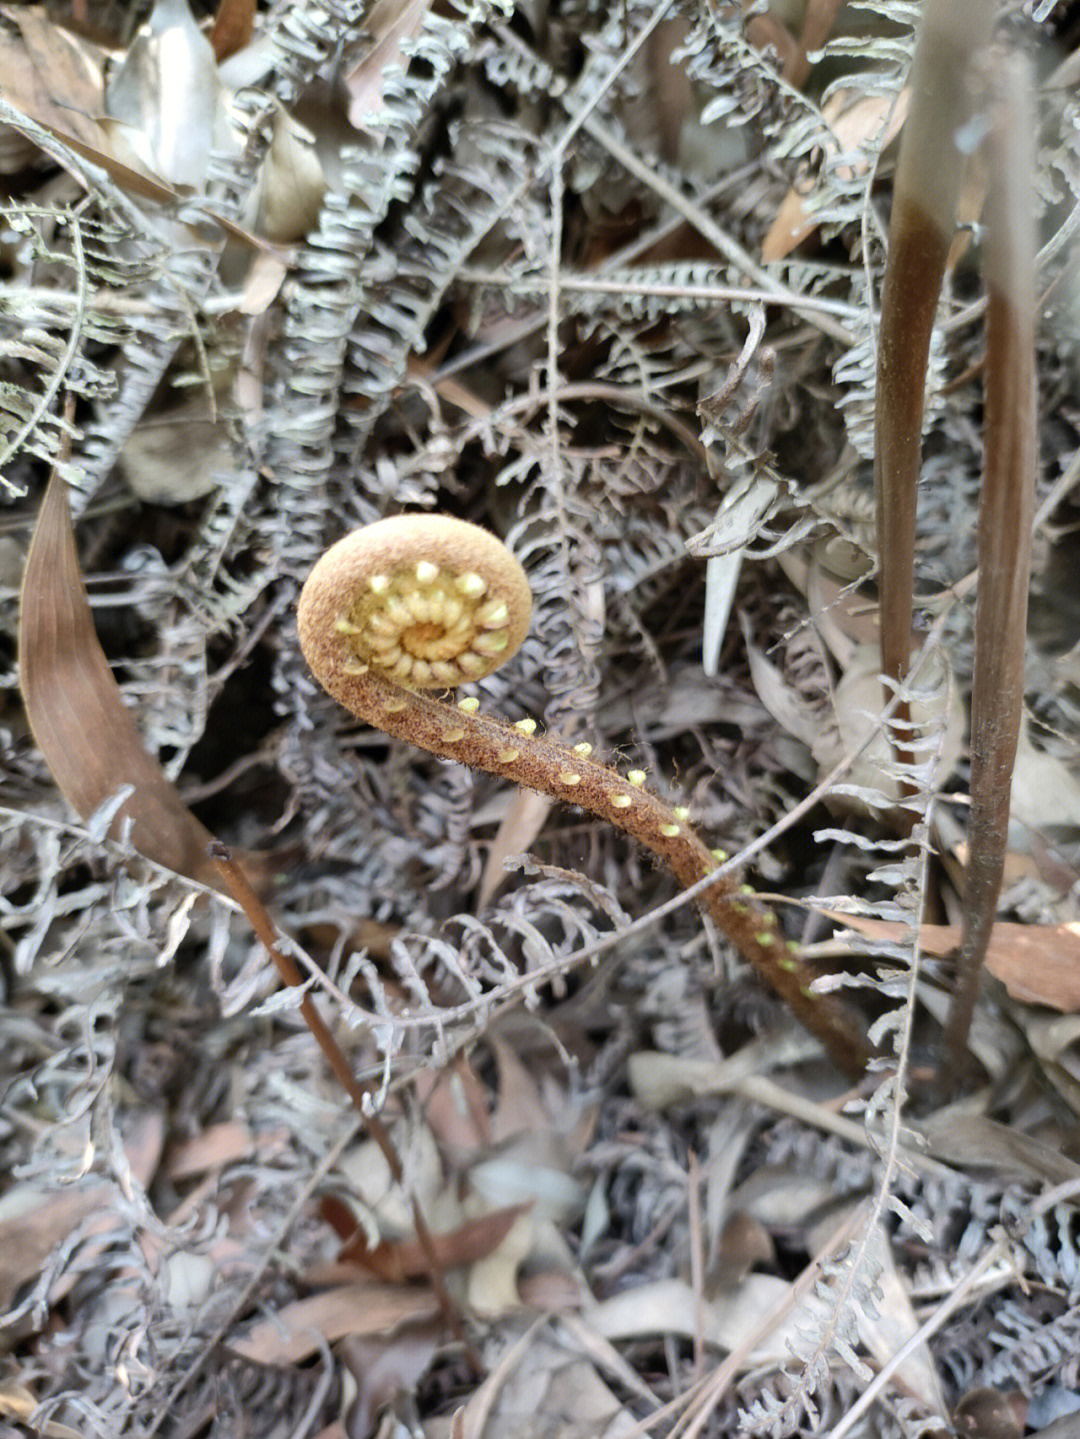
[[2, 0, 1080, 1435]]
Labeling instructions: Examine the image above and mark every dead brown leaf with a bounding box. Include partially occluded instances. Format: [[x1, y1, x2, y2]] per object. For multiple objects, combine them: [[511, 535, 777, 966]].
[[0, 6, 104, 148], [0, 1382, 36, 1426], [782, 0, 845, 89], [1026, 1012, 1080, 1114], [449, 1328, 637, 1439], [0, 105, 276, 252], [231, 246, 290, 314], [19, 474, 222, 888], [830, 912, 1080, 1013], [478, 789, 553, 911], [164, 1121, 258, 1180], [763, 89, 909, 261], [0, 1182, 112, 1312], [248, 106, 326, 245], [0, 1379, 82, 1439], [645, 18, 693, 164], [592, 1271, 830, 1365], [415, 1056, 491, 1153], [489, 1035, 556, 1143], [343, 0, 435, 131], [918, 1112, 1080, 1186], [712, 1212, 775, 1289], [810, 643, 962, 808], [228, 1281, 440, 1366], [946, 61, 1037, 1066], [745, 12, 798, 76], [210, 0, 255, 62], [341, 1202, 533, 1281], [982, 924, 1080, 1012], [0, 1111, 162, 1314], [118, 399, 234, 504], [104, 0, 232, 191], [775, 545, 884, 671], [339, 1324, 443, 1438], [854, 1223, 946, 1412], [516, 1268, 585, 1311]]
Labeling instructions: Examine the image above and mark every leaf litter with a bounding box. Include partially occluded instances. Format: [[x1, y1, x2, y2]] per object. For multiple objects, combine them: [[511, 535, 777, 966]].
[[3, 0, 1080, 1436]]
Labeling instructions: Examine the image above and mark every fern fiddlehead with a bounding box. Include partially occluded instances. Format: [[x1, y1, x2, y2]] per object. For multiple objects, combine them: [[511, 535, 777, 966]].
[[298, 514, 873, 1074]]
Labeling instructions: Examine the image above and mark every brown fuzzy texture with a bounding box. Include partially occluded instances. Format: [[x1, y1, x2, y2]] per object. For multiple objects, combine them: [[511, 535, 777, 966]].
[[298, 515, 872, 1075]]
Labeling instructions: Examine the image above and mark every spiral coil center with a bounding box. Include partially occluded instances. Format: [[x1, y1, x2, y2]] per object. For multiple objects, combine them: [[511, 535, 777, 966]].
[[336, 561, 515, 689]]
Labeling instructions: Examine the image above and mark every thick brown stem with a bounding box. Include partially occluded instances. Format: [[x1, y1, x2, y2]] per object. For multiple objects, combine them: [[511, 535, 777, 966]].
[[944, 52, 1037, 1071], [874, 0, 993, 800]]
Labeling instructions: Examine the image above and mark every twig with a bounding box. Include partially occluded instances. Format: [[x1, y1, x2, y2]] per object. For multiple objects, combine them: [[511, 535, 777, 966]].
[[492, 21, 857, 346], [688, 1150, 706, 1382], [208, 843, 477, 1367], [455, 266, 861, 319], [821, 1236, 1014, 1439]]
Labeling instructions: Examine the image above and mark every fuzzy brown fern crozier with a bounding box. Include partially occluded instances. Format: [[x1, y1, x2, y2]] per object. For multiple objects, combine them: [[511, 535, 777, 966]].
[[298, 514, 872, 1075]]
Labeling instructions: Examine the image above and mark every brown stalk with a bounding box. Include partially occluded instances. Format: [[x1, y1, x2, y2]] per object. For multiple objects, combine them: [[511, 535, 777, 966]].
[[943, 52, 1037, 1069], [874, 0, 993, 796], [209, 844, 476, 1361], [298, 515, 873, 1075]]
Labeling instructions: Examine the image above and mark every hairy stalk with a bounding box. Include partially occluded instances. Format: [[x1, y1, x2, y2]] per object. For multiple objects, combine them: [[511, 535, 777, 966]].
[[298, 514, 873, 1075]]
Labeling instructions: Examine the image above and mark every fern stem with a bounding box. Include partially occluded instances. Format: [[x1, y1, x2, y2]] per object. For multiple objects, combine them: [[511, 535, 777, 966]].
[[874, 0, 994, 789], [945, 51, 1037, 1070], [298, 514, 873, 1074]]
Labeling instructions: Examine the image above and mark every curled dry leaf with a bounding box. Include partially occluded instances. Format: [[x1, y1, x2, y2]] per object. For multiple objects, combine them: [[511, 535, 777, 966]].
[[18, 475, 222, 888]]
